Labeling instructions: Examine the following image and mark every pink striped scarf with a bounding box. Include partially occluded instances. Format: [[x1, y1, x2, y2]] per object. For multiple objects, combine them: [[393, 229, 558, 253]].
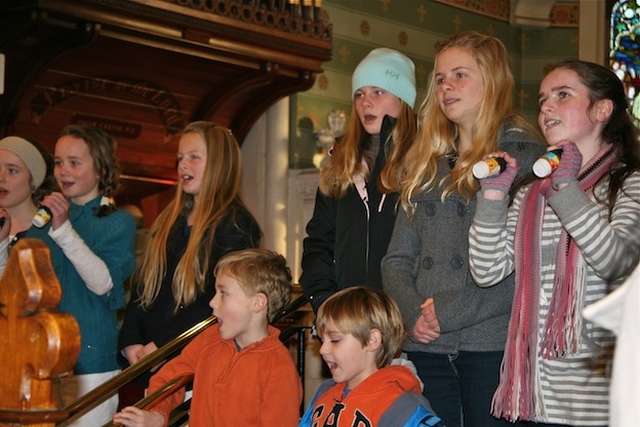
[[491, 146, 618, 422]]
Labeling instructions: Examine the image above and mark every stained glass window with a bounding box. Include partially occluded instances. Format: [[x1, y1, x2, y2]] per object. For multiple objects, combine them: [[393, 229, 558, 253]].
[[610, 0, 640, 126]]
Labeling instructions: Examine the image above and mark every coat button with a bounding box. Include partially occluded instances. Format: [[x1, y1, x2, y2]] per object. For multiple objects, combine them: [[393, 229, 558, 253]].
[[422, 256, 433, 270], [457, 203, 467, 217], [425, 203, 436, 216], [450, 254, 464, 269]]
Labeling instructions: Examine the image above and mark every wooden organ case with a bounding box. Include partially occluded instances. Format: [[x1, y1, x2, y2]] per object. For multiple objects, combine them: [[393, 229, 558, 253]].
[[0, 0, 333, 204]]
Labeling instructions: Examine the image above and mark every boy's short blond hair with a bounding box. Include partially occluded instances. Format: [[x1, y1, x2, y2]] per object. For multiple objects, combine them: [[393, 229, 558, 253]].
[[316, 286, 406, 368], [214, 249, 292, 322]]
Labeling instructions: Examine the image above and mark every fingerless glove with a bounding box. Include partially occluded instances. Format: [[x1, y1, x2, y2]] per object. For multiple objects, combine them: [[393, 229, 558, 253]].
[[479, 164, 518, 194], [552, 142, 582, 189]]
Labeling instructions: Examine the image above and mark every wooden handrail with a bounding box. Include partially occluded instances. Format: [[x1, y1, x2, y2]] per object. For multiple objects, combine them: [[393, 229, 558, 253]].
[[62, 295, 308, 424], [275, 294, 309, 320], [60, 316, 218, 425], [0, 293, 309, 426], [103, 374, 194, 427], [0, 409, 70, 425]]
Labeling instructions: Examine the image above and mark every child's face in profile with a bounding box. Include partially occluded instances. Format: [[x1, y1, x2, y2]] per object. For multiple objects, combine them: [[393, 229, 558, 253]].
[[318, 319, 378, 390], [177, 131, 207, 201], [0, 150, 34, 209], [209, 272, 258, 348]]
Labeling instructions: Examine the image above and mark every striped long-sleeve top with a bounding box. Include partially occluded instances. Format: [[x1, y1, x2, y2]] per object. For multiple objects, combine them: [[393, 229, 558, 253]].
[[469, 171, 640, 425]]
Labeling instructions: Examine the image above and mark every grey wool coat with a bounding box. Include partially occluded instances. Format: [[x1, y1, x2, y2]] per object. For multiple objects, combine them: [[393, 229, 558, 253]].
[[381, 124, 546, 354]]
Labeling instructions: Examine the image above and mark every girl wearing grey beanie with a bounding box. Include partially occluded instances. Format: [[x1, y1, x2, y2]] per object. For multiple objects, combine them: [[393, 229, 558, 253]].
[[300, 47, 417, 313]]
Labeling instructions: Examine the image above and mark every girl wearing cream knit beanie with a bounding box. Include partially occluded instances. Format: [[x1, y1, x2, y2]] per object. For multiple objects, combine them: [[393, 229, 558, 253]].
[[0, 136, 56, 258]]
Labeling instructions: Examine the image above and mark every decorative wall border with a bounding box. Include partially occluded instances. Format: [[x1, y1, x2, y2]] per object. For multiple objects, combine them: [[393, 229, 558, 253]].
[[435, 0, 579, 28]]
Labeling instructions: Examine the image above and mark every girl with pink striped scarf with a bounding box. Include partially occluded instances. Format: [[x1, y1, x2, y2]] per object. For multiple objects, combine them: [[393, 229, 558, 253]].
[[469, 60, 640, 426]]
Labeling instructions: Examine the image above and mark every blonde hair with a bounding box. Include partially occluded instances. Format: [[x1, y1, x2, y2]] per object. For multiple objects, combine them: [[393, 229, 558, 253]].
[[316, 286, 406, 369], [136, 121, 253, 311], [399, 31, 540, 214], [319, 102, 416, 198], [214, 249, 292, 323]]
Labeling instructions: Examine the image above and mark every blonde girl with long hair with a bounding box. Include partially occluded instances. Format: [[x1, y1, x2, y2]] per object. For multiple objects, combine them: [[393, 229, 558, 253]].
[[381, 31, 545, 427], [118, 121, 261, 388]]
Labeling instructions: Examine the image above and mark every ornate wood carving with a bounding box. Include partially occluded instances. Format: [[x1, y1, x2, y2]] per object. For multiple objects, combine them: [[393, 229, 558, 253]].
[[0, 239, 80, 426]]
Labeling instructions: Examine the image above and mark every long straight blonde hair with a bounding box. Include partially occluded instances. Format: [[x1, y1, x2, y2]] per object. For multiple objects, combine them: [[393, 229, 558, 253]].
[[399, 31, 539, 214], [136, 122, 247, 311]]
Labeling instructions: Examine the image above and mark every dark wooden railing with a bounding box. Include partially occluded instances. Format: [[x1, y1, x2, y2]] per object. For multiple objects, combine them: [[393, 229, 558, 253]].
[[104, 294, 312, 427], [104, 374, 194, 427], [61, 316, 219, 425], [0, 238, 311, 426]]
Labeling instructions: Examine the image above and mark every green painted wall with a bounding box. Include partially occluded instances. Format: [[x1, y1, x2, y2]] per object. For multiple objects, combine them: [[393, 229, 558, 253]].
[[290, 0, 578, 168]]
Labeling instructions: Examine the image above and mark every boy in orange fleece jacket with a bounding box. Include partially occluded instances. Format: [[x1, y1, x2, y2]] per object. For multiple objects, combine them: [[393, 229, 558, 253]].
[[299, 286, 443, 427], [113, 249, 303, 427]]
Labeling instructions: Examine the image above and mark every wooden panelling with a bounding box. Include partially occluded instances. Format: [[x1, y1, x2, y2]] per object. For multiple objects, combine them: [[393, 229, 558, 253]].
[[0, 0, 332, 202]]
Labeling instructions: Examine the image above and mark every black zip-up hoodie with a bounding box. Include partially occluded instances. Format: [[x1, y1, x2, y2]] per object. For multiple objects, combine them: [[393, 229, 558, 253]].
[[300, 116, 398, 313]]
